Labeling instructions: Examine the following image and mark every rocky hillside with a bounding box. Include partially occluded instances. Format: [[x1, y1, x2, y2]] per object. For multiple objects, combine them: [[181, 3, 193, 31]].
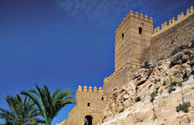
[[100, 39, 194, 125]]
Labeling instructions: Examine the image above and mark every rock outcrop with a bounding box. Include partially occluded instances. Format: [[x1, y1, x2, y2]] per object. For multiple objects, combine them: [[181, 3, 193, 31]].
[[100, 39, 194, 125]]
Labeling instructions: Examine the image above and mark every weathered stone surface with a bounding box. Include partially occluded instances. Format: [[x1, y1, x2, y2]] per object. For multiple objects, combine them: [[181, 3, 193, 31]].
[[62, 7, 194, 125], [100, 42, 194, 125], [149, 14, 194, 62]]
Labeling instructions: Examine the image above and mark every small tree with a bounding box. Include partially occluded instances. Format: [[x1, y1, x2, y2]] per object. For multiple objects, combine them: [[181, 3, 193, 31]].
[[21, 85, 75, 125], [0, 95, 44, 124]]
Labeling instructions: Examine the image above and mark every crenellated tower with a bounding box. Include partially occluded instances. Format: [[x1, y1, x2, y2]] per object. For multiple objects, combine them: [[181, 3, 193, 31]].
[[104, 10, 153, 96], [115, 10, 153, 71], [63, 86, 106, 125], [59, 5, 194, 125]]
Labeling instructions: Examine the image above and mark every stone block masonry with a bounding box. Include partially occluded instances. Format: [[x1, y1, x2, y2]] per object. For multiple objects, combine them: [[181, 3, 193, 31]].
[[150, 6, 194, 62], [104, 6, 194, 96], [60, 86, 106, 125], [59, 5, 194, 125]]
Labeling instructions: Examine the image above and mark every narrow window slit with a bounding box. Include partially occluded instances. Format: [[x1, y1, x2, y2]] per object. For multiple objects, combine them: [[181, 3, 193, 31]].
[[122, 33, 124, 39], [139, 27, 142, 34]]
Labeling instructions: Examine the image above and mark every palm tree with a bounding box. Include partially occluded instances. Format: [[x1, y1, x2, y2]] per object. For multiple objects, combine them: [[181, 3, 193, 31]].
[[21, 85, 74, 125], [0, 95, 44, 125]]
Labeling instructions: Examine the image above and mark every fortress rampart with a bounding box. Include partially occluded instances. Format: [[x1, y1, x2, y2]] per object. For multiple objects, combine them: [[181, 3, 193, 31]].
[[115, 10, 153, 72], [60, 5, 194, 125], [104, 10, 154, 96], [150, 6, 194, 62], [153, 6, 194, 37], [63, 86, 106, 125], [104, 6, 194, 96]]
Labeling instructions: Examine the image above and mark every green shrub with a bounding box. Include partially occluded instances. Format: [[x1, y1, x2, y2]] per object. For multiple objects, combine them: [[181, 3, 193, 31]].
[[176, 101, 191, 113], [150, 91, 157, 102], [171, 81, 177, 86], [140, 60, 154, 69], [140, 61, 150, 69], [168, 86, 175, 93], [135, 96, 141, 102], [168, 81, 183, 93], [119, 109, 125, 113], [168, 81, 178, 93], [177, 82, 183, 87]]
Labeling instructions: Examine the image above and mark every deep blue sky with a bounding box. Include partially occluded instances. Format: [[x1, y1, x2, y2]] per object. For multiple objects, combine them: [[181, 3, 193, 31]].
[[0, 0, 193, 124]]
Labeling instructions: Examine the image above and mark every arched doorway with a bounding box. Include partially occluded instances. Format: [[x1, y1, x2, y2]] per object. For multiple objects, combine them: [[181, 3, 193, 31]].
[[84, 115, 92, 125]]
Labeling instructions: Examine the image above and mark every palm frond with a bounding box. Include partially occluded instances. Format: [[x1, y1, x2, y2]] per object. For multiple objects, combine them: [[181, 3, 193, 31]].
[[0, 95, 43, 124], [0, 108, 16, 121], [21, 91, 44, 116], [22, 84, 74, 125]]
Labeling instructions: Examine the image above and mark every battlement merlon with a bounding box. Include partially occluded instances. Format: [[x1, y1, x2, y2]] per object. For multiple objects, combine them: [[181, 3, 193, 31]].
[[75, 85, 105, 106], [76, 85, 103, 93], [153, 6, 194, 37], [116, 10, 153, 33]]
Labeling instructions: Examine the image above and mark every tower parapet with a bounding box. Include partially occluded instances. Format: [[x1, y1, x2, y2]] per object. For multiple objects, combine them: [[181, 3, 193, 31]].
[[77, 85, 103, 93], [64, 85, 106, 125], [153, 6, 194, 37], [104, 9, 154, 96], [115, 10, 153, 72], [116, 10, 153, 34]]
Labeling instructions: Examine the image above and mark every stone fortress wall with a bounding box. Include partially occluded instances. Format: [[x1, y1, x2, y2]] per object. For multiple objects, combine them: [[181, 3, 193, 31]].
[[114, 10, 153, 71], [59, 5, 194, 125], [104, 6, 194, 96], [60, 86, 106, 125], [104, 10, 153, 96], [149, 6, 194, 62]]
